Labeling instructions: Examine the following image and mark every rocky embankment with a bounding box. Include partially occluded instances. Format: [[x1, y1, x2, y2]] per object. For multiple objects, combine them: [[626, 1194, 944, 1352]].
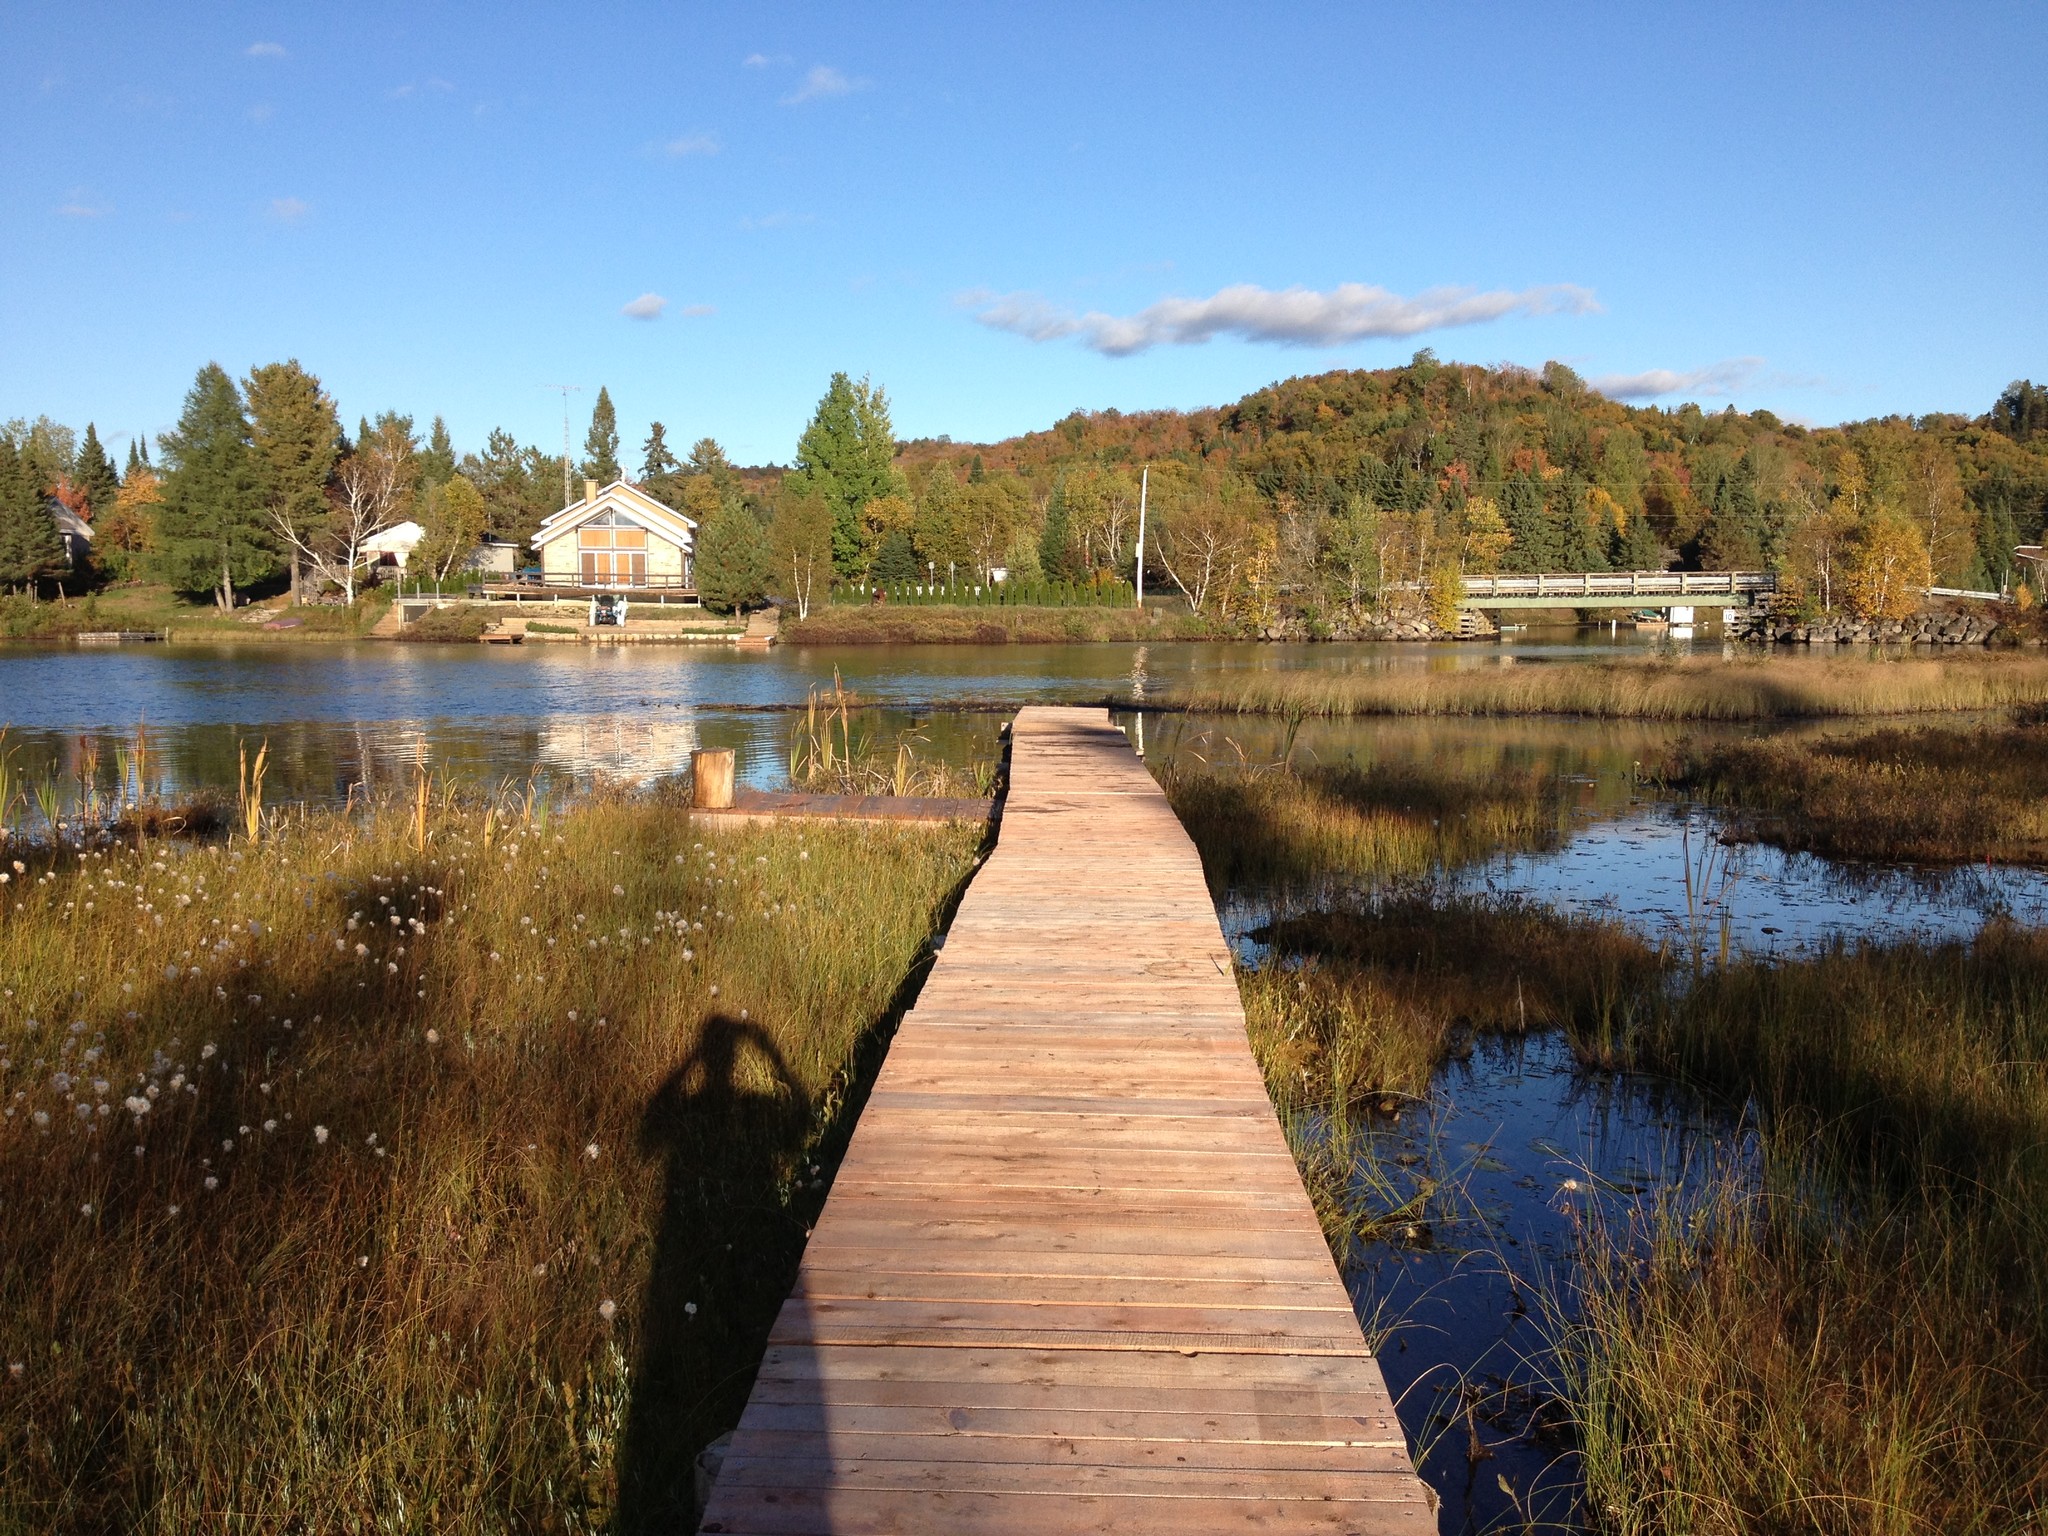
[[1727, 607, 2014, 646]]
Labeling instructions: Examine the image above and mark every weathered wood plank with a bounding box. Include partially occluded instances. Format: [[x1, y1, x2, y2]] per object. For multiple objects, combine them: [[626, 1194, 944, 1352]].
[[696, 707, 1431, 1533]]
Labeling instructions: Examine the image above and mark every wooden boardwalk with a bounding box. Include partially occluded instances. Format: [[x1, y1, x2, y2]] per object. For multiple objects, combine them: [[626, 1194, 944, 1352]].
[[699, 706, 1434, 1534]]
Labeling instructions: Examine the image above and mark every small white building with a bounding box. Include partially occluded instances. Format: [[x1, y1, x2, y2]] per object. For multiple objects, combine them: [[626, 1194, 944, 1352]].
[[50, 501, 92, 567], [363, 520, 425, 572], [532, 479, 696, 591], [464, 533, 520, 577]]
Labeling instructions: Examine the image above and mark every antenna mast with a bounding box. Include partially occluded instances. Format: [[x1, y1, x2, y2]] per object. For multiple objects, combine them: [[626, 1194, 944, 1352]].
[[542, 384, 582, 507]]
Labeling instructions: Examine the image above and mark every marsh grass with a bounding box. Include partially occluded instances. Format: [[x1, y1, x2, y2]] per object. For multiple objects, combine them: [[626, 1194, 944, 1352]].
[[1566, 926, 2048, 1534], [1163, 653, 2048, 721], [1162, 758, 1572, 895], [0, 785, 978, 1530], [1667, 717, 2048, 864], [1172, 754, 2048, 1532]]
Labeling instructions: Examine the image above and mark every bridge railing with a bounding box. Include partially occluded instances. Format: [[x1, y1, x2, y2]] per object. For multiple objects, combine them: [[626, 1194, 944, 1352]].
[[1460, 570, 1775, 599]]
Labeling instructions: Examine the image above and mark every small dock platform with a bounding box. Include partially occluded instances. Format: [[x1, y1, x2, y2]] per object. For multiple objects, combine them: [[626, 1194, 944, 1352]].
[[699, 706, 1432, 1533]]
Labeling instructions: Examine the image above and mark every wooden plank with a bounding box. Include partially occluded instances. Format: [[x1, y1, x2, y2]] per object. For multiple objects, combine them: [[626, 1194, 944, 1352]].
[[697, 707, 1432, 1533]]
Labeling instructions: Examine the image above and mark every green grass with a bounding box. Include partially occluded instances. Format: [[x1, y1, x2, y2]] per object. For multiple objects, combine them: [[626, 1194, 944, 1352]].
[[0, 788, 978, 1530], [1160, 653, 2048, 720]]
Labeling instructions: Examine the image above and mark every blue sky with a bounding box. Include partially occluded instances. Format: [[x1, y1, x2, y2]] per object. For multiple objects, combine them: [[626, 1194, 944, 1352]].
[[4, 2, 2044, 466]]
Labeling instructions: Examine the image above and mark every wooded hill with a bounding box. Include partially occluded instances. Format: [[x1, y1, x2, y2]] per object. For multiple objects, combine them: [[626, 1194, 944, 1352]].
[[890, 359, 2048, 626]]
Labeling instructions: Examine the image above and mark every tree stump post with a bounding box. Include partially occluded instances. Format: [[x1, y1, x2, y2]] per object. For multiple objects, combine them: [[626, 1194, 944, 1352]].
[[691, 749, 736, 810]]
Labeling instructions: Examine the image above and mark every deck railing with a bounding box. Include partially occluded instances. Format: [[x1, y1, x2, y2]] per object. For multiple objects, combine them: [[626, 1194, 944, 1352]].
[[1460, 570, 1775, 599]]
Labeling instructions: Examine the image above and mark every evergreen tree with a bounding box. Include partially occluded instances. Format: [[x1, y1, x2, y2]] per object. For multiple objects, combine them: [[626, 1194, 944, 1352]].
[[1038, 485, 1077, 581], [786, 372, 903, 578], [581, 387, 621, 483], [124, 439, 144, 476], [244, 360, 341, 602], [694, 500, 770, 612], [0, 436, 67, 594], [1499, 473, 1553, 572], [419, 416, 456, 492], [872, 528, 918, 585], [642, 422, 680, 482], [155, 362, 275, 611], [73, 423, 120, 519]]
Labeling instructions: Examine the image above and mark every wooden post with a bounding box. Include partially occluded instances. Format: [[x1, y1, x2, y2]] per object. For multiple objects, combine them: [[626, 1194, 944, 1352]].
[[691, 749, 735, 810]]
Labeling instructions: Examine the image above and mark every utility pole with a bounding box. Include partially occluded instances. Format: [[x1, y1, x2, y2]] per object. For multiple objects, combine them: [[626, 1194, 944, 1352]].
[[542, 385, 581, 508], [1134, 464, 1148, 608]]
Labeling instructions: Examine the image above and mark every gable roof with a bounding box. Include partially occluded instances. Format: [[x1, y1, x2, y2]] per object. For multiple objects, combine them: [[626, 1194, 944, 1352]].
[[534, 480, 696, 548]]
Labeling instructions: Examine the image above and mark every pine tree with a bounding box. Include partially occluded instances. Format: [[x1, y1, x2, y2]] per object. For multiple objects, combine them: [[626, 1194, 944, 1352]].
[[1038, 486, 1077, 581], [786, 372, 903, 578], [419, 416, 456, 492], [155, 362, 275, 610], [73, 424, 120, 519], [872, 528, 918, 586], [694, 500, 770, 612], [0, 436, 68, 594], [581, 387, 621, 483], [244, 360, 341, 602], [642, 422, 680, 481]]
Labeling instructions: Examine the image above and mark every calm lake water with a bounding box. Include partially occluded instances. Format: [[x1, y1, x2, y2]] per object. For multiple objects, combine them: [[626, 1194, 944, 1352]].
[[0, 631, 1720, 803]]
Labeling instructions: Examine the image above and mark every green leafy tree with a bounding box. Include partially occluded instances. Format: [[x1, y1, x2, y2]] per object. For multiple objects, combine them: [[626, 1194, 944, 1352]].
[[413, 473, 489, 584], [462, 429, 561, 546], [768, 490, 835, 619], [244, 360, 341, 602], [0, 436, 68, 594], [155, 363, 275, 611], [786, 373, 903, 577], [72, 423, 120, 520], [695, 501, 771, 612], [581, 387, 621, 483]]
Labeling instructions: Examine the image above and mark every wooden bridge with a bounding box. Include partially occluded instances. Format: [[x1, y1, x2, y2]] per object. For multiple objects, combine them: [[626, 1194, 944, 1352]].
[[698, 707, 1433, 1534], [1457, 568, 1773, 610]]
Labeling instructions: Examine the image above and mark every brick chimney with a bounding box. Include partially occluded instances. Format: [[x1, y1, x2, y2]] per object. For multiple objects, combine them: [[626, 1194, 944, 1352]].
[[584, 477, 598, 506]]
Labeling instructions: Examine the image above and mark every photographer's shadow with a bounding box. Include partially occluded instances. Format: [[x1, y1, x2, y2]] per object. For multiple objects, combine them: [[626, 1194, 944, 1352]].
[[616, 1015, 815, 1532]]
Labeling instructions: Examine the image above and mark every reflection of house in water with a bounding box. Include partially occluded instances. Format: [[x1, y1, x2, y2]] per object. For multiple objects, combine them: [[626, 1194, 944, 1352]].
[[538, 716, 701, 784]]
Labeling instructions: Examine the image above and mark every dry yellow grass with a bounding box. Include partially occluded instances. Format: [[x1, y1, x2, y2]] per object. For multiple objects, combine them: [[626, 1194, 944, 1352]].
[[1163, 653, 2048, 720]]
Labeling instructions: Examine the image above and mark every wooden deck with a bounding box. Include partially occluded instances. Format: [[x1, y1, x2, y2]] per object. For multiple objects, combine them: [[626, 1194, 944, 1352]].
[[699, 706, 1433, 1534]]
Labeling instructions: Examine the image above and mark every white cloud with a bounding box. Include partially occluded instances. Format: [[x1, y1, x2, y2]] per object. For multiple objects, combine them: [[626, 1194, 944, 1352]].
[[965, 280, 1600, 357], [678, 303, 716, 318], [268, 196, 309, 222], [246, 41, 287, 59], [57, 189, 110, 218], [782, 64, 867, 104], [1590, 358, 1766, 401], [247, 103, 274, 123], [621, 293, 668, 320], [660, 133, 721, 158], [743, 52, 789, 68]]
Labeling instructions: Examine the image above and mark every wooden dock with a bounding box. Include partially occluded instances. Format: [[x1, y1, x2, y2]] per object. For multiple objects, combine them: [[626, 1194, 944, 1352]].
[[699, 706, 1433, 1533]]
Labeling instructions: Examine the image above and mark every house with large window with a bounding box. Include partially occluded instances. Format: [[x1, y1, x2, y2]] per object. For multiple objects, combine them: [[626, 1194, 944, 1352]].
[[531, 479, 696, 592]]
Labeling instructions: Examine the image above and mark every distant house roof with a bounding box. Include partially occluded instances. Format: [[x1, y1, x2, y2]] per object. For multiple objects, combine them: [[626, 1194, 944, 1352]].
[[2018, 545, 2045, 564], [49, 501, 92, 544], [363, 520, 425, 555], [535, 480, 696, 549]]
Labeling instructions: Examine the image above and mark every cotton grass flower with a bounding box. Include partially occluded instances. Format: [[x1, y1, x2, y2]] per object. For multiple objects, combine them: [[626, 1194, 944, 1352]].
[[598, 1299, 617, 1322], [314, 1125, 329, 1145]]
